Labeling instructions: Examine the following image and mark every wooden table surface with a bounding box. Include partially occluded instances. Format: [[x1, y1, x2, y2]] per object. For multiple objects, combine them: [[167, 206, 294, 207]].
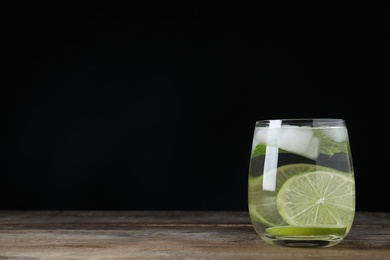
[[0, 211, 389, 259]]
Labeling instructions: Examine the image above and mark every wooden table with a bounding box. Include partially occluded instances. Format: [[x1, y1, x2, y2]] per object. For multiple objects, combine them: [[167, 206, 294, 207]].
[[0, 211, 389, 259]]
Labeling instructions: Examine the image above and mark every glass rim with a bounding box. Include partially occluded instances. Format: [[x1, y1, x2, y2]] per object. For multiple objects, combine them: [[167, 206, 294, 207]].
[[255, 118, 346, 127]]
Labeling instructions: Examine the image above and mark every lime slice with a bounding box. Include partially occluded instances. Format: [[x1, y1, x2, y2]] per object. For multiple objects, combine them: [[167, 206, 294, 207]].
[[265, 226, 347, 236], [277, 171, 355, 228], [248, 164, 334, 227]]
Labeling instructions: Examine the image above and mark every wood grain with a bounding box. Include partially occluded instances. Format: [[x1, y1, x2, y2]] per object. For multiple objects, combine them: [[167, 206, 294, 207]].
[[0, 211, 389, 259]]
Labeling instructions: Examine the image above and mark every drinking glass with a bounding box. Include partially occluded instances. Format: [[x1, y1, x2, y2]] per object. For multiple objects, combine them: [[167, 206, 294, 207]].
[[248, 118, 355, 247]]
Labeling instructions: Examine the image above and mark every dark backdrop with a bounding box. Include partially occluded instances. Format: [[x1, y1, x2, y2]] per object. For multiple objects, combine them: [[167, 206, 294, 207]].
[[1, 1, 388, 211]]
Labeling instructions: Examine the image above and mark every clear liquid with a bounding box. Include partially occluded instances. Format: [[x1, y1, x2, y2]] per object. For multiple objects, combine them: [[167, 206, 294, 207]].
[[248, 125, 355, 247]]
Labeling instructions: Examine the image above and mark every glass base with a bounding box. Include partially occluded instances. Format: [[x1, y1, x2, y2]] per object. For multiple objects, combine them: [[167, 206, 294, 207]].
[[262, 235, 343, 248]]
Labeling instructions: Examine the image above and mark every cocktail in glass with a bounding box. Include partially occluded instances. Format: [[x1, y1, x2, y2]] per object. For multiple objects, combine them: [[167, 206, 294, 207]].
[[248, 118, 355, 247]]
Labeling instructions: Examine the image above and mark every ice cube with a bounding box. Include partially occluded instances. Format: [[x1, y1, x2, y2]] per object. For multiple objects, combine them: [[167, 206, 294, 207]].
[[321, 128, 348, 142], [251, 127, 280, 152], [276, 125, 314, 155], [302, 136, 320, 160]]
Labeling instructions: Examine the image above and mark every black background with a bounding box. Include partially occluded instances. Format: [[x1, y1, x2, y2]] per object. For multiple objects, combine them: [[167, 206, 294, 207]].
[[1, 1, 389, 211]]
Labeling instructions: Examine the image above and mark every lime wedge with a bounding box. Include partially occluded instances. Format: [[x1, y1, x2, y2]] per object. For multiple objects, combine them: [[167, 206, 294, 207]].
[[277, 171, 355, 229], [266, 226, 347, 236], [248, 164, 335, 227]]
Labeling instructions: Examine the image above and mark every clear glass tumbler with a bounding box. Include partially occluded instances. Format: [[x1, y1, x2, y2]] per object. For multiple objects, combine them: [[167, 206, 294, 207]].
[[248, 118, 355, 247]]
